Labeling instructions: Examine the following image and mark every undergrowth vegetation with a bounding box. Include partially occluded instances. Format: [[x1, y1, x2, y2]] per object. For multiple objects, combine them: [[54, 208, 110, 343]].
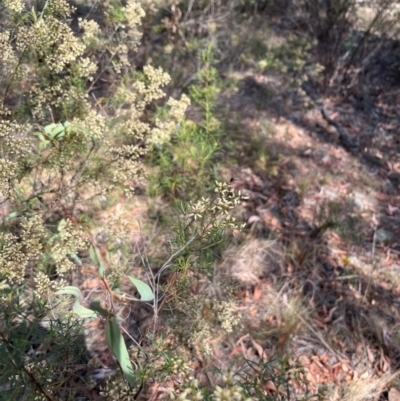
[[1, 0, 400, 400]]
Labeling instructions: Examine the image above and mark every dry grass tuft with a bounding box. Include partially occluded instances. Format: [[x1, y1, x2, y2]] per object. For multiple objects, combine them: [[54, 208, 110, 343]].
[[219, 239, 284, 284], [338, 372, 399, 401]]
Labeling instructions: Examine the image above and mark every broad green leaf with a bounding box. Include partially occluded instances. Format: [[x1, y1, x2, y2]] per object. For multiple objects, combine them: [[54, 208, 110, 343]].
[[105, 319, 136, 387], [55, 286, 82, 298], [49, 125, 65, 140], [127, 276, 153, 301], [44, 123, 59, 134], [55, 286, 97, 319], [72, 302, 97, 318], [89, 298, 110, 319]]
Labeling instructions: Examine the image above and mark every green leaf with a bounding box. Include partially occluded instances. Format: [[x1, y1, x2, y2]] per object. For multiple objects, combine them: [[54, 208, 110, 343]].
[[73, 124, 93, 138], [127, 276, 153, 301], [44, 123, 58, 134], [55, 286, 97, 319], [98, 261, 105, 278], [53, 131, 65, 140], [50, 127, 65, 140], [69, 253, 82, 266], [89, 298, 110, 319], [55, 286, 82, 298], [105, 319, 136, 387], [89, 245, 99, 267], [38, 140, 50, 151], [72, 302, 97, 319], [57, 218, 67, 232], [89, 299, 123, 322], [33, 132, 47, 142], [5, 211, 20, 221]]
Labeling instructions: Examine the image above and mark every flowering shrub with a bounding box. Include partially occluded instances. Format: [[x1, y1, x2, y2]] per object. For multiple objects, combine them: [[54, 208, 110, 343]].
[[0, 1, 191, 398]]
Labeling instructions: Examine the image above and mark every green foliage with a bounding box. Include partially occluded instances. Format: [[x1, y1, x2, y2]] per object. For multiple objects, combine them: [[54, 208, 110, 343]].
[[149, 46, 221, 201], [2, 0, 382, 399], [55, 286, 97, 319], [105, 318, 137, 388], [0, 290, 88, 400], [236, 355, 302, 400], [248, 34, 324, 88], [172, 181, 246, 276]]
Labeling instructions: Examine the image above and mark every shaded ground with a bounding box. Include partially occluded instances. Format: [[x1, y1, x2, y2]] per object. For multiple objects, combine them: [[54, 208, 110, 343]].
[[72, 7, 400, 400], [206, 22, 400, 398]]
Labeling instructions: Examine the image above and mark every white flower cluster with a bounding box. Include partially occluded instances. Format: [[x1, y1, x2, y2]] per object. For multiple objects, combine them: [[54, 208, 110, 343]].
[[213, 300, 241, 333], [169, 377, 203, 401], [17, 18, 86, 74], [0, 232, 29, 285], [169, 371, 253, 401], [0, 214, 86, 296], [100, 377, 136, 400], [134, 65, 171, 106], [0, 109, 31, 199], [47, 0, 75, 18], [21, 214, 49, 260], [0, 215, 48, 286], [213, 385, 252, 401], [78, 18, 100, 45], [175, 293, 242, 357], [71, 109, 106, 140], [3, 0, 24, 13], [186, 181, 247, 233], [108, 144, 147, 196], [50, 219, 87, 278], [150, 94, 191, 145], [104, 0, 146, 72]]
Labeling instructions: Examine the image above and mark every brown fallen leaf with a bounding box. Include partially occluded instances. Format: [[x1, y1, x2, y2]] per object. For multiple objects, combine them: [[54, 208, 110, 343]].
[[251, 338, 268, 362], [253, 284, 262, 301], [320, 353, 329, 365], [388, 204, 400, 215], [367, 347, 375, 363], [264, 380, 277, 393]]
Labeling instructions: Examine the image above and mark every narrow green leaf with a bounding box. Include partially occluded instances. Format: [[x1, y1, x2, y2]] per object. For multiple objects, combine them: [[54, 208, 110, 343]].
[[33, 132, 47, 142], [52, 131, 65, 140], [98, 261, 105, 278], [127, 276, 153, 301], [69, 253, 82, 266], [5, 211, 20, 221], [105, 319, 136, 387], [74, 124, 93, 138], [39, 140, 50, 151], [89, 245, 99, 267], [49, 125, 65, 140]]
